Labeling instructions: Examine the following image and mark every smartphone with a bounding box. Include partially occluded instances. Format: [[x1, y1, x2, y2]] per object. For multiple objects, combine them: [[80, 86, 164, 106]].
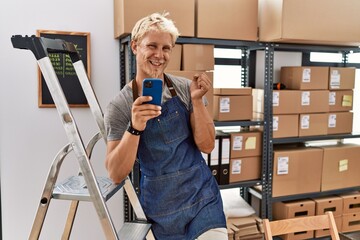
[[142, 78, 163, 106]]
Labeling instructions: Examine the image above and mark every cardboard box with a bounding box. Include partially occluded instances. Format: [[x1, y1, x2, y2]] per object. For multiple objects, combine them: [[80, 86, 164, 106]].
[[258, 0, 360, 46], [229, 156, 261, 183], [196, 0, 258, 41], [329, 90, 353, 112], [114, 0, 195, 38], [280, 66, 329, 90], [313, 196, 343, 216], [298, 113, 328, 137], [272, 147, 323, 197], [327, 112, 353, 135], [166, 70, 214, 117], [165, 44, 182, 71], [340, 192, 360, 214], [299, 90, 329, 113], [342, 213, 360, 233], [253, 89, 301, 114], [182, 44, 214, 71], [273, 199, 316, 240], [329, 67, 356, 90], [273, 114, 299, 138], [321, 144, 360, 191], [230, 130, 262, 158], [213, 95, 252, 121], [215, 87, 252, 96]]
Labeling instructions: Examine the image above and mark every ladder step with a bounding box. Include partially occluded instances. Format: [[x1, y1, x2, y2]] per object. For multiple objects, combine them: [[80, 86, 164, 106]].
[[52, 175, 124, 201], [118, 222, 152, 240]]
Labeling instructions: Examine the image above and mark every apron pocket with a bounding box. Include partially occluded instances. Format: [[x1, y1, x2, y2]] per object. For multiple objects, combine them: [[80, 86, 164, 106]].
[[141, 163, 215, 218]]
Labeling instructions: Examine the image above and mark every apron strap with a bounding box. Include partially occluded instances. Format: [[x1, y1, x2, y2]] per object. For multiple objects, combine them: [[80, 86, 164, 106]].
[[132, 74, 177, 102]]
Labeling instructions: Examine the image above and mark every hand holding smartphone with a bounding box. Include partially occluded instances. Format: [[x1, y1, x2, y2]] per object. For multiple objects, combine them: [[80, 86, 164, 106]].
[[142, 78, 163, 106]]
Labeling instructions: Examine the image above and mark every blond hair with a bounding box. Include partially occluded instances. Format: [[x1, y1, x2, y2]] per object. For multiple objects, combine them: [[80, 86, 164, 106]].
[[131, 12, 180, 46]]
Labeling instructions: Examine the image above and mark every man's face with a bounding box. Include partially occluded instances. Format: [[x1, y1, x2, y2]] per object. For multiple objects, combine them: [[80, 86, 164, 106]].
[[132, 31, 173, 79]]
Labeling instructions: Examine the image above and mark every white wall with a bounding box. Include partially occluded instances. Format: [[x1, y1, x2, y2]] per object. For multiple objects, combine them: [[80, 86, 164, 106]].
[[0, 0, 124, 239]]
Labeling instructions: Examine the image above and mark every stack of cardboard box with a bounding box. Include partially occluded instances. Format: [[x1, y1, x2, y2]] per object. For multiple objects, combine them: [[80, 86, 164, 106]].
[[228, 130, 262, 184], [272, 192, 360, 239], [253, 66, 355, 138], [227, 215, 264, 240], [339, 192, 360, 233], [313, 196, 343, 238]]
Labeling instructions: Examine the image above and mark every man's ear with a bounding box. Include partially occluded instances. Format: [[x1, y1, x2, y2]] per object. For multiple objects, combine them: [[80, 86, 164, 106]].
[[131, 41, 137, 55]]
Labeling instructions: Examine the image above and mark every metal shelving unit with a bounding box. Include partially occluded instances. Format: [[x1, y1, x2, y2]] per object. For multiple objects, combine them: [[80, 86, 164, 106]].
[[264, 42, 360, 220], [119, 35, 270, 219]]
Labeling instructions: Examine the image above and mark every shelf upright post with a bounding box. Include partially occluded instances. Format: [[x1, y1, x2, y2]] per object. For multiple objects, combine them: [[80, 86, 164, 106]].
[[263, 43, 275, 219]]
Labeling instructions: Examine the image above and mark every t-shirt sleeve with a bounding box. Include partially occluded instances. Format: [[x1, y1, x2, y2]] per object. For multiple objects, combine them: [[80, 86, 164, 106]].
[[104, 91, 132, 141]]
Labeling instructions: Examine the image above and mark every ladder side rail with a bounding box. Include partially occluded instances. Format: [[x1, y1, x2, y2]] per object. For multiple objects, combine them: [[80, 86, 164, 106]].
[[70, 58, 107, 142], [61, 132, 103, 239], [29, 143, 72, 240]]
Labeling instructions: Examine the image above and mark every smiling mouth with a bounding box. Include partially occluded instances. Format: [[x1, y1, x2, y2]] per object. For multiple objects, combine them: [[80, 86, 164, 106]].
[[149, 60, 164, 66]]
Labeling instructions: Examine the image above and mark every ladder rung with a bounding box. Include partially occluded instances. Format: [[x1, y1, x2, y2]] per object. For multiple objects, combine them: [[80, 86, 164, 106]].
[[118, 222, 151, 240], [52, 176, 124, 201]]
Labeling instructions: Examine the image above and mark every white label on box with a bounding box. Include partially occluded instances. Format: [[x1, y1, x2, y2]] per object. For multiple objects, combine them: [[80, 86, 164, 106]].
[[231, 159, 241, 174], [222, 139, 230, 164], [273, 92, 280, 107], [232, 136, 243, 151], [277, 157, 289, 175], [328, 114, 337, 128], [329, 92, 336, 105], [330, 70, 341, 88], [301, 91, 310, 106], [220, 97, 230, 113], [339, 159, 348, 172], [273, 116, 279, 131], [302, 68, 311, 82], [301, 115, 310, 129]]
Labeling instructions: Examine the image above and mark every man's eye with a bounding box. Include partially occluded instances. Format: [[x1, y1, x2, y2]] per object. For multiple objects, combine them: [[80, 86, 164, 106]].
[[148, 45, 156, 49]]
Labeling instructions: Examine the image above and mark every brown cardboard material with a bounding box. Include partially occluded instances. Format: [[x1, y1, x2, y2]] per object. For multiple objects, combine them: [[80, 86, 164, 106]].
[[273, 199, 316, 240], [272, 114, 299, 138], [252, 89, 301, 114], [229, 156, 261, 183], [182, 44, 214, 71], [196, 0, 258, 41], [327, 112, 353, 135], [339, 192, 360, 214], [272, 147, 323, 197], [258, 0, 360, 46], [166, 70, 214, 117], [280, 66, 329, 90], [329, 67, 356, 90], [313, 196, 343, 216], [213, 95, 252, 121], [321, 144, 360, 191], [215, 87, 252, 96], [329, 90, 353, 112], [298, 113, 328, 137], [299, 90, 329, 113], [165, 44, 182, 71], [230, 130, 262, 158], [342, 213, 360, 233], [114, 0, 195, 38]]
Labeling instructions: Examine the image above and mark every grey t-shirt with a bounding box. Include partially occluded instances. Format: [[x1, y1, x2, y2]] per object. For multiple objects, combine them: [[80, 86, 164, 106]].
[[104, 74, 205, 141]]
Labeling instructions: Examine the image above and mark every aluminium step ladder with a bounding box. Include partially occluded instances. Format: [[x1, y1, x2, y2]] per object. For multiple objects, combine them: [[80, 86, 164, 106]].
[[11, 35, 153, 240]]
